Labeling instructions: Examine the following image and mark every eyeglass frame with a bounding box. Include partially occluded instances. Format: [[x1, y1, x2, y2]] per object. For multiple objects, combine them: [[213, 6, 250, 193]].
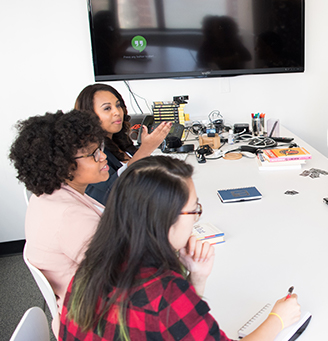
[[74, 141, 105, 163], [180, 202, 203, 221]]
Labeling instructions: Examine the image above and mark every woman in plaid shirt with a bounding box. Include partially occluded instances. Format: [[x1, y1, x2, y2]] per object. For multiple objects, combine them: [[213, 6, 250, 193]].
[[59, 156, 300, 341]]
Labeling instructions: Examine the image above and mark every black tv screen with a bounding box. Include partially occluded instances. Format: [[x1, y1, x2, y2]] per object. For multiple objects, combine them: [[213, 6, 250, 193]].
[[88, 0, 304, 81]]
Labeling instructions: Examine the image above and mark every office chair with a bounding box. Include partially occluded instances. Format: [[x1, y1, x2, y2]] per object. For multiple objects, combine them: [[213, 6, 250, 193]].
[[9, 307, 50, 341], [23, 246, 58, 319]]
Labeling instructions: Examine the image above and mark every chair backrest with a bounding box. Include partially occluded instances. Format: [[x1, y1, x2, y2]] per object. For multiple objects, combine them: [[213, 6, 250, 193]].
[[24, 187, 32, 206], [23, 246, 58, 319], [9, 307, 50, 341]]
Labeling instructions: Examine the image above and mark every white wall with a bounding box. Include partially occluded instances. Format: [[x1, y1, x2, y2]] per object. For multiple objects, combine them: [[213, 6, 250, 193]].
[[1, 0, 328, 242]]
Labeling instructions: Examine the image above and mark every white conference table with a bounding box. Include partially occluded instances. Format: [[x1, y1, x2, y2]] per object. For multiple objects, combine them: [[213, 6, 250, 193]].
[[185, 127, 328, 340]]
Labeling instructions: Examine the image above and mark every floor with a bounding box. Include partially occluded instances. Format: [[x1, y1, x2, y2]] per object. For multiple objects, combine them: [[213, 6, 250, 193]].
[[0, 253, 56, 341]]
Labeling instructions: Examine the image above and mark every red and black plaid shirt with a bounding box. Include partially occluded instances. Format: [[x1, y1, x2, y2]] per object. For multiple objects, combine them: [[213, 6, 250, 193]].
[[59, 268, 233, 341]]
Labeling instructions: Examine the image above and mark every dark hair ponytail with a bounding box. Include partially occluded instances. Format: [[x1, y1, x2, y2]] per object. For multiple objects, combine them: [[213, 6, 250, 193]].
[[67, 156, 194, 336]]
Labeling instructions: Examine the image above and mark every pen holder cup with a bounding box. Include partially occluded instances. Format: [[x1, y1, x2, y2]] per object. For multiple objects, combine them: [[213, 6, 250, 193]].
[[252, 118, 264, 136]]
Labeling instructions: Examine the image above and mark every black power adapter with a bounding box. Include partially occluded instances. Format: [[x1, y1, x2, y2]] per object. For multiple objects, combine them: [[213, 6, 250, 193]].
[[234, 123, 250, 135], [195, 145, 213, 163]]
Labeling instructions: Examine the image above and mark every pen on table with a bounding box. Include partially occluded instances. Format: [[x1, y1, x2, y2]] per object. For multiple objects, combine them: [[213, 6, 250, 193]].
[[268, 120, 278, 137], [286, 286, 294, 300]]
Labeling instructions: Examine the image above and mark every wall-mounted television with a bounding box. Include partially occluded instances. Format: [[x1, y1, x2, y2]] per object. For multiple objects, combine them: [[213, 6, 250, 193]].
[[87, 0, 304, 82]]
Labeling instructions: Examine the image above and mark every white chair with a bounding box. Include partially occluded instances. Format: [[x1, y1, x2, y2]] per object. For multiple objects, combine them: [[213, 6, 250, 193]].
[[23, 246, 58, 319], [24, 187, 32, 206], [9, 307, 50, 341]]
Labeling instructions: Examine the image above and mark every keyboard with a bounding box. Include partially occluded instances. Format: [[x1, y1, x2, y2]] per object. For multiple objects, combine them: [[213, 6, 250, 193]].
[[151, 150, 189, 161], [164, 153, 189, 161]]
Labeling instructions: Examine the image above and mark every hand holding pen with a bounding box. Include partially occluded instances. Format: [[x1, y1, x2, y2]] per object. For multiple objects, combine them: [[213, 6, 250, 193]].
[[269, 286, 300, 330], [286, 286, 294, 300], [246, 288, 301, 340]]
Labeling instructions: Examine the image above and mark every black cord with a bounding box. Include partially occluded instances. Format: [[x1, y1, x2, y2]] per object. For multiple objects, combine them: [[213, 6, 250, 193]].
[[191, 121, 206, 135], [182, 126, 190, 142], [205, 155, 224, 160], [218, 141, 226, 150], [124, 81, 147, 114], [248, 136, 276, 149]]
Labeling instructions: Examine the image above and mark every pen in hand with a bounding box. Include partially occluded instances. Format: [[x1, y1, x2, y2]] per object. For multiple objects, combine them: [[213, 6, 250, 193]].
[[285, 286, 294, 300]]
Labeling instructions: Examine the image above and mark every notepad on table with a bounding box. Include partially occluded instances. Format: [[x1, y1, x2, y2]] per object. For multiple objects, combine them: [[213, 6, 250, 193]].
[[238, 303, 312, 340], [217, 186, 262, 203], [192, 222, 225, 245]]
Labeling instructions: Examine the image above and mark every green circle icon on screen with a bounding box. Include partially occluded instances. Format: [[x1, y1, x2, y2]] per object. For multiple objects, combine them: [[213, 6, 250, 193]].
[[132, 36, 147, 52]]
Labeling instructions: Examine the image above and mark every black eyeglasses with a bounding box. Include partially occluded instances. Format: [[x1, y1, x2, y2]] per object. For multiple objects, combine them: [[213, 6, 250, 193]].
[[180, 203, 203, 222], [74, 142, 105, 162]]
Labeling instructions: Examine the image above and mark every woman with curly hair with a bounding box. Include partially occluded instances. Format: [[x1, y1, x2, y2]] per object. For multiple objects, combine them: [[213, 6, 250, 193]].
[[9, 109, 109, 338], [75, 83, 172, 205], [59, 156, 300, 341]]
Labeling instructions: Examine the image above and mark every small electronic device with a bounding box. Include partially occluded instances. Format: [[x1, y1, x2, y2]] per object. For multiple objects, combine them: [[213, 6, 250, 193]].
[[173, 95, 189, 104], [161, 125, 191, 153], [195, 144, 213, 163], [166, 123, 185, 140], [137, 115, 154, 145], [234, 123, 250, 135], [137, 115, 186, 151], [240, 145, 260, 153], [270, 137, 294, 143]]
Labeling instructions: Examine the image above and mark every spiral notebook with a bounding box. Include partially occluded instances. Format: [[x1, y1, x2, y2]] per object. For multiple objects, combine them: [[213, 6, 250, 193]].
[[238, 304, 312, 340]]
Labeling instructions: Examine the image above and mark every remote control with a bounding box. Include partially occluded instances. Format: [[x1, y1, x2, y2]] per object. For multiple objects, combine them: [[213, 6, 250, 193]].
[[270, 137, 294, 143]]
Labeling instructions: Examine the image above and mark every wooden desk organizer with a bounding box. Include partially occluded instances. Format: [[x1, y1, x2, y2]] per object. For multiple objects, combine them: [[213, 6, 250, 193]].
[[199, 134, 221, 149]]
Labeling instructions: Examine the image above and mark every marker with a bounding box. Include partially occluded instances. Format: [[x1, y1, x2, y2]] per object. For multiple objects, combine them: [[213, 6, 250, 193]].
[[286, 286, 294, 300]]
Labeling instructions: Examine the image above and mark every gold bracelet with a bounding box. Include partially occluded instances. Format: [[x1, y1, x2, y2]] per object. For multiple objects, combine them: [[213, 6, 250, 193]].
[[269, 312, 284, 330]]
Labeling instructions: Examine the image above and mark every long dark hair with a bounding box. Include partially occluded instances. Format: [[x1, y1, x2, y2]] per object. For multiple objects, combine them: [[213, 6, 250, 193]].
[[67, 156, 194, 336], [75, 83, 137, 161]]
